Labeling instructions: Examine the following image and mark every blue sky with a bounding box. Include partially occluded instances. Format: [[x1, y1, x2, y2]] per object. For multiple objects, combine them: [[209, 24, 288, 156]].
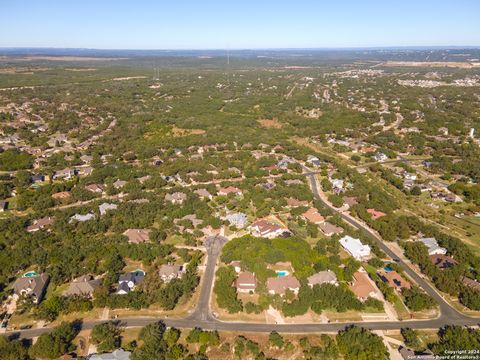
[[2, 0, 479, 49]]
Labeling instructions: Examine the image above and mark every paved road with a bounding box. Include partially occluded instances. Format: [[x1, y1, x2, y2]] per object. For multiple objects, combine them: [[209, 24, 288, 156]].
[[5, 171, 479, 340], [186, 235, 227, 323]]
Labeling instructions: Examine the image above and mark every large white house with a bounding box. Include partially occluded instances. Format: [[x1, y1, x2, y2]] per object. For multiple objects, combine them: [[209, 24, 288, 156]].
[[339, 235, 371, 259], [419, 237, 447, 256]]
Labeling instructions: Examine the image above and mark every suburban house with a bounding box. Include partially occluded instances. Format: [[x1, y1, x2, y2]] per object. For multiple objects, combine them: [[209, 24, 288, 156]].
[[307, 270, 338, 287], [85, 183, 105, 193], [234, 272, 257, 293], [377, 270, 411, 292], [339, 235, 371, 259], [348, 271, 377, 301], [398, 347, 415, 360], [26, 216, 54, 232], [113, 179, 127, 189], [194, 188, 213, 200], [64, 275, 100, 298], [117, 270, 145, 295], [373, 152, 388, 162], [249, 218, 291, 239], [80, 154, 93, 164], [52, 191, 71, 200], [30, 174, 46, 183], [318, 222, 343, 236], [159, 264, 184, 282], [13, 273, 49, 304], [69, 213, 95, 223], [165, 192, 187, 204], [277, 157, 292, 169], [53, 168, 77, 180], [284, 179, 303, 186], [89, 349, 131, 360], [366, 208, 386, 220], [343, 196, 358, 208], [217, 186, 243, 196], [123, 229, 150, 244], [77, 166, 93, 177], [330, 178, 344, 193], [419, 237, 447, 255], [306, 154, 322, 167], [137, 175, 151, 184], [286, 197, 309, 208], [99, 202, 118, 216], [266, 276, 300, 296], [462, 276, 480, 291], [302, 208, 325, 224], [225, 212, 248, 228], [429, 254, 458, 269]]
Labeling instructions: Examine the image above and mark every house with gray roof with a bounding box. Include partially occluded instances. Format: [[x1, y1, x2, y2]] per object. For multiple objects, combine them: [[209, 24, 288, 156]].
[[165, 192, 187, 204], [99, 203, 118, 216], [64, 275, 100, 298], [26, 216, 54, 232], [419, 237, 447, 255], [89, 349, 131, 360], [117, 270, 145, 295], [159, 264, 184, 282], [69, 213, 95, 223], [13, 273, 49, 303], [225, 212, 248, 228]]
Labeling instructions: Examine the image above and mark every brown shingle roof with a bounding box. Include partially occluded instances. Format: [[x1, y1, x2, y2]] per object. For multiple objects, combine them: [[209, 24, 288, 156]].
[[302, 208, 325, 224], [377, 270, 411, 291], [429, 254, 458, 269], [266, 276, 300, 295], [64, 275, 100, 297], [123, 229, 150, 244], [235, 272, 257, 291], [318, 222, 343, 236], [349, 271, 376, 299]]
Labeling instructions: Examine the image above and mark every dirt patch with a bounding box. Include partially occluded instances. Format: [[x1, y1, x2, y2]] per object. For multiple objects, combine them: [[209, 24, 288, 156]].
[[257, 118, 283, 129], [65, 68, 97, 72], [382, 61, 480, 69], [171, 126, 206, 137]]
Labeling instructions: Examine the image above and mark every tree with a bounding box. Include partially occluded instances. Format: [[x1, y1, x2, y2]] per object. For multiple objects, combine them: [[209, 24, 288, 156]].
[[337, 326, 388, 360], [403, 287, 434, 312], [91, 322, 120, 353], [401, 328, 421, 350], [328, 194, 344, 208], [163, 327, 181, 347], [30, 321, 78, 359], [459, 286, 480, 310], [410, 186, 422, 196], [132, 322, 168, 360], [0, 336, 30, 360], [214, 266, 242, 313], [268, 331, 284, 349], [432, 326, 480, 355]]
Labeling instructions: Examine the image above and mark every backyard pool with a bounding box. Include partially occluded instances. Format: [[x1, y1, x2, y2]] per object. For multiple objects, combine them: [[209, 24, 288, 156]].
[[276, 270, 289, 277], [23, 271, 39, 277], [383, 266, 393, 272]]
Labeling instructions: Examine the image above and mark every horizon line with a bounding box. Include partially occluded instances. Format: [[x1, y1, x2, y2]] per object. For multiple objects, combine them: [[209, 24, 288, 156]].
[[1, 45, 480, 52]]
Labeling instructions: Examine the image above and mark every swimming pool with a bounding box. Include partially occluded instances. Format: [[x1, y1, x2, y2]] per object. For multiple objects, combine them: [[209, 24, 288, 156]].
[[383, 266, 393, 272], [276, 270, 289, 277], [23, 271, 38, 277]]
